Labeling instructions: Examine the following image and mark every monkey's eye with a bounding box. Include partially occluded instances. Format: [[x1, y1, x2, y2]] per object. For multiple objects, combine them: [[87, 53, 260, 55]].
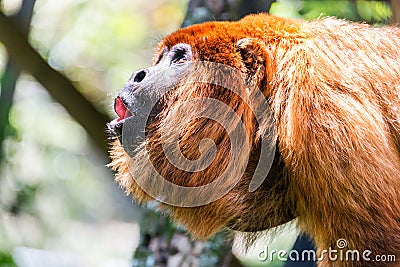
[[169, 43, 193, 65], [172, 55, 188, 65]]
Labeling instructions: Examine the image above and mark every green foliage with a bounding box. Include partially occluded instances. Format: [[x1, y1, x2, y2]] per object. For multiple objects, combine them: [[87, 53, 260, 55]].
[[0, 251, 17, 267], [199, 233, 232, 267], [356, 0, 392, 24], [8, 184, 39, 215], [131, 206, 234, 267], [271, 0, 392, 24], [132, 208, 178, 267]]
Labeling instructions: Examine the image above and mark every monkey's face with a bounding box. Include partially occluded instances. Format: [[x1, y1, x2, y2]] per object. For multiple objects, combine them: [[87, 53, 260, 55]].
[[107, 20, 294, 239], [107, 43, 195, 146]]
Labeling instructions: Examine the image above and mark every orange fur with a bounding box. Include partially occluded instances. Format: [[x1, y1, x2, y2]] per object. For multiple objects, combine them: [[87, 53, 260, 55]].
[[109, 14, 400, 266]]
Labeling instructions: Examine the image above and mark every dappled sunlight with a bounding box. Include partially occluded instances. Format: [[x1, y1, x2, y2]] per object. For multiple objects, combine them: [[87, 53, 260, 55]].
[[0, 0, 185, 266]]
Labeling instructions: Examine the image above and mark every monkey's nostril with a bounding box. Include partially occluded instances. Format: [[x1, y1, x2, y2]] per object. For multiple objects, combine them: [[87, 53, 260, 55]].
[[134, 70, 146, 83]]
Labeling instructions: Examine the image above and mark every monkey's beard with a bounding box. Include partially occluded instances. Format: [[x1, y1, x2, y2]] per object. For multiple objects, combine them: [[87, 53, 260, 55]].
[[107, 137, 242, 239], [108, 126, 294, 240], [107, 107, 251, 238], [107, 84, 294, 239]]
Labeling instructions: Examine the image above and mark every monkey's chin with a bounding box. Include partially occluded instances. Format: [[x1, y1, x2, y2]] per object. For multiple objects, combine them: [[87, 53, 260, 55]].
[[106, 105, 135, 138], [106, 119, 124, 139]]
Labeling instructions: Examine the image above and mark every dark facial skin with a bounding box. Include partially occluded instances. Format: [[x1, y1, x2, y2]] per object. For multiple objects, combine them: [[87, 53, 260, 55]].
[[107, 43, 194, 154]]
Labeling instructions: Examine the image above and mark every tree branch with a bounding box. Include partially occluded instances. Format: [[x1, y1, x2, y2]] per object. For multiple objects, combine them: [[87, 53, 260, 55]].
[[0, 10, 110, 156], [391, 0, 400, 24], [0, 0, 36, 163]]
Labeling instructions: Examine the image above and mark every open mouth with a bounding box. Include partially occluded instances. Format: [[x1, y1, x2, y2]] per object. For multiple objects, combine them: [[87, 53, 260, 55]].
[[107, 96, 134, 138], [107, 95, 164, 141], [114, 96, 134, 123]]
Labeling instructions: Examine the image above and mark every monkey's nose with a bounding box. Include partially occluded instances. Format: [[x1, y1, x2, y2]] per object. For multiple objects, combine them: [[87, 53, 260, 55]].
[[132, 69, 147, 83]]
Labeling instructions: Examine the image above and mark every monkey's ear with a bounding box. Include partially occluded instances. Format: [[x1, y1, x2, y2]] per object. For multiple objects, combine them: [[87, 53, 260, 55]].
[[236, 38, 267, 84]]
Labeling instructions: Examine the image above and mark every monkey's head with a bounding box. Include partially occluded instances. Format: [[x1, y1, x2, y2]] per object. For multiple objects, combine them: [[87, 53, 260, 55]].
[[107, 14, 300, 239]]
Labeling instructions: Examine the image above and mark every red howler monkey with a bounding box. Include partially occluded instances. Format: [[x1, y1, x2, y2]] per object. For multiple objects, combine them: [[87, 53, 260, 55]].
[[107, 14, 400, 266]]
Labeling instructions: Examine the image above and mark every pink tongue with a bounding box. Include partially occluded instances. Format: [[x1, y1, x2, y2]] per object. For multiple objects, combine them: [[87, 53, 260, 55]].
[[115, 97, 127, 121]]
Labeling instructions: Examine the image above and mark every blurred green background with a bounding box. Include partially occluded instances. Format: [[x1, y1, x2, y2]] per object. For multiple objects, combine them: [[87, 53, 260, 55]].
[[0, 0, 186, 266], [0, 0, 395, 266]]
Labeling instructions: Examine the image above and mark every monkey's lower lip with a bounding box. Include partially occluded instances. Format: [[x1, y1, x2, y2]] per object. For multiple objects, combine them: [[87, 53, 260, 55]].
[[109, 110, 134, 128], [115, 110, 134, 123], [107, 110, 134, 138]]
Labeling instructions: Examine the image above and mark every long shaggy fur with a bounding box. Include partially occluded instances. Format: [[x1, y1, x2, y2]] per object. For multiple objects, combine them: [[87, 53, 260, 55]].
[[109, 14, 400, 266]]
